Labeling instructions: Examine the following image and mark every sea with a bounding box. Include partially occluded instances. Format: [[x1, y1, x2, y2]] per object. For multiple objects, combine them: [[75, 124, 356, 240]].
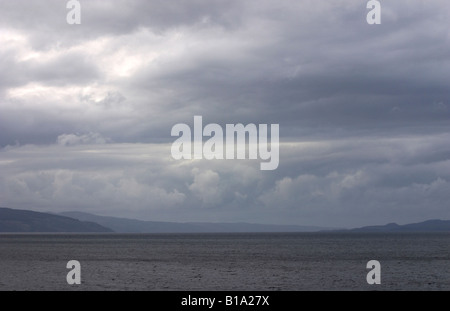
[[0, 232, 449, 291]]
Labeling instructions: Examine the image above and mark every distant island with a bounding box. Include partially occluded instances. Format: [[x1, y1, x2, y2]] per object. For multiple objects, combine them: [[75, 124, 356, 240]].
[[1, 207, 450, 233], [60, 211, 327, 233], [345, 219, 450, 233]]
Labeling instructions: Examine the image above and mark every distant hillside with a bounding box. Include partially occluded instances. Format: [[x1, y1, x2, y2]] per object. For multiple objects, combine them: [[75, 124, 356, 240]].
[[61, 211, 327, 233], [0, 207, 113, 233], [349, 219, 450, 233]]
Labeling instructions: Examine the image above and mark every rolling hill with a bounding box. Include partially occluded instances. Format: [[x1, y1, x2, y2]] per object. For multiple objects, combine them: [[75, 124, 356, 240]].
[[0, 207, 113, 233], [61, 211, 327, 233]]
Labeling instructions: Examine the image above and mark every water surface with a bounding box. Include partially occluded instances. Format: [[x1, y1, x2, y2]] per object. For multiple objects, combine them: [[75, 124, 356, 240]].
[[0, 232, 449, 291]]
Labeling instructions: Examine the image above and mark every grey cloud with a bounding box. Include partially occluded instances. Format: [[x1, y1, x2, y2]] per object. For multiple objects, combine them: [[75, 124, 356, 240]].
[[26, 51, 100, 86], [1, 133, 450, 226], [57, 132, 111, 146], [2, 0, 450, 145], [0, 0, 244, 50], [1, 1, 450, 226]]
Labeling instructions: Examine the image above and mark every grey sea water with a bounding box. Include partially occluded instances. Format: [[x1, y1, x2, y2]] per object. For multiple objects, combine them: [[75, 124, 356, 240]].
[[0, 232, 449, 291]]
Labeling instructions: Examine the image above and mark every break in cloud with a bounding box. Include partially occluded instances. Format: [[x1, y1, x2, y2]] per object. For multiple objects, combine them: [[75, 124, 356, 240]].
[[0, 0, 449, 227]]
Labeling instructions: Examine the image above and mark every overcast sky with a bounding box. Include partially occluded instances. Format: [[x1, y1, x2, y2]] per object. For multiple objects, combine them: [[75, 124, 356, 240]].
[[1, 0, 449, 227]]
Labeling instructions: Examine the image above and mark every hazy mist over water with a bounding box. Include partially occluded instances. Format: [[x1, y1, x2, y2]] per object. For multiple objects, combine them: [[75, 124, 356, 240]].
[[0, 233, 449, 291]]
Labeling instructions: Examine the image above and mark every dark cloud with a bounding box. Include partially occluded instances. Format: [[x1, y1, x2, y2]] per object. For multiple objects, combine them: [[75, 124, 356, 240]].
[[0, 0, 244, 49], [1, 0, 449, 226]]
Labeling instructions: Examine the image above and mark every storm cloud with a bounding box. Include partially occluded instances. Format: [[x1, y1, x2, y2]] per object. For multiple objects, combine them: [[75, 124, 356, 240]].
[[1, 0, 449, 227]]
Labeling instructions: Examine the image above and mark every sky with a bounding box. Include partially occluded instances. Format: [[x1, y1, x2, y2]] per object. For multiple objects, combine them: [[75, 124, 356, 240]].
[[0, 0, 449, 228]]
